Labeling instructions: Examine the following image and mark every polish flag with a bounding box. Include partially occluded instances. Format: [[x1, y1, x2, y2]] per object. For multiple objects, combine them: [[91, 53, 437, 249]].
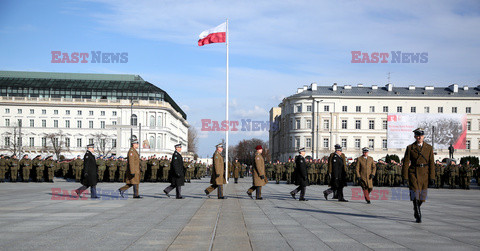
[[198, 22, 226, 46]]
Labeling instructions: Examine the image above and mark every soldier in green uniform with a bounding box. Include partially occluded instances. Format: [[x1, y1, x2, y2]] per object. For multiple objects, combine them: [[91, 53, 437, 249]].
[[463, 161, 472, 190], [205, 144, 227, 199], [117, 157, 127, 182], [375, 160, 385, 186], [149, 155, 159, 182], [157, 156, 165, 182], [19, 154, 32, 182], [265, 161, 273, 181], [96, 155, 106, 182], [72, 155, 83, 182], [285, 158, 294, 184], [0, 154, 7, 182], [386, 161, 395, 187], [60, 159, 70, 179], [105, 156, 115, 182], [434, 160, 443, 189], [447, 160, 458, 189], [394, 161, 402, 186], [274, 160, 282, 184], [32, 155, 44, 182], [240, 162, 245, 178], [233, 159, 241, 183], [350, 160, 357, 186], [140, 156, 147, 182], [8, 154, 19, 182], [318, 159, 327, 185], [43, 156, 55, 182], [306, 159, 315, 185], [185, 160, 193, 183]]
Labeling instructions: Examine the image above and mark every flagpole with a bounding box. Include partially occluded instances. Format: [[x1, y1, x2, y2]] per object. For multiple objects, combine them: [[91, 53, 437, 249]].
[[225, 18, 229, 184]]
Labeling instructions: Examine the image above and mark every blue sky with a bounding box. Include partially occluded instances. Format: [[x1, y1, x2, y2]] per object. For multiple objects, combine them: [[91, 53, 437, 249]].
[[1, 0, 479, 157]]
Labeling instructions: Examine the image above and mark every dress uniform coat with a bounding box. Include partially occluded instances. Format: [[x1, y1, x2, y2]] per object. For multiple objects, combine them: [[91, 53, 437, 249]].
[[233, 162, 240, 179], [210, 151, 226, 185], [125, 147, 140, 185], [328, 152, 347, 189], [294, 155, 308, 187], [252, 152, 267, 186], [402, 142, 435, 202], [81, 150, 98, 186], [355, 156, 376, 191], [168, 151, 185, 187]]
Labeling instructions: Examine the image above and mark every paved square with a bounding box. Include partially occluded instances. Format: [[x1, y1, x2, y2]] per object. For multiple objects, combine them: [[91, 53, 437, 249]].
[[0, 178, 479, 250]]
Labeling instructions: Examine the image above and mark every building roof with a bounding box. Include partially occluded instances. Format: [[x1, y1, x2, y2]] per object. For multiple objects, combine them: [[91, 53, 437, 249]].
[[289, 83, 480, 99], [0, 70, 186, 119]]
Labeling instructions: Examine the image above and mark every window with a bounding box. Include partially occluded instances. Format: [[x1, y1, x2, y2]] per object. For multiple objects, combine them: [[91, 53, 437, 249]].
[[54, 120, 58, 128], [466, 107, 471, 114], [452, 107, 457, 113], [157, 114, 163, 128], [54, 110, 58, 115], [369, 106, 375, 113], [131, 114, 137, 126], [76, 138, 82, 147], [369, 139, 374, 149], [5, 108, 10, 114], [42, 109, 46, 114], [100, 139, 106, 149], [382, 139, 388, 149], [42, 137, 47, 147], [369, 120, 375, 130], [18, 109, 22, 114], [424, 107, 430, 113], [341, 139, 347, 148], [356, 106, 361, 112], [296, 104, 302, 113], [466, 140, 471, 150], [397, 106, 402, 113], [30, 109, 34, 114], [324, 105, 329, 112], [150, 115, 156, 127], [77, 110, 82, 115], [30, 119, 34, 127], [42, 120, 46, 128], [89, 111, 94, 116], [89, 138, 94, 145], [17, 119, 22, 127], [295, 119, 301, 129], [383, 106, 388, 113], [289, 119, 293, 130], [306, 119, 311, 129], [89, 121, 93, 128], [341, 120, 347, 129], [342, 106, 347, 112], [323, 138, 329, 148], [5, 137, 10, 147], [112, 139, 117, 148], [52, 138, 59, 148], [112, 111, 117, 116], [112, 121, 117, 125], [355, 139, 361, 149], [467, 121, 471, 131], [64, 138, 70, 147], [5, 119, 10, 127], [66, 110, 70, 115], [295, 137, 300, 148], [306, 138, 311, 148], [306, 105, 312, 112], [383, 120, 387, 130], [101, 111, 105, 116], [323, 119, 329, 130], [100, 121, 105, 129], [77, 120, 82, 128], [65, 120, 70, 128], [355, 120, 361, 129], [29, 137, 34, 147], [438, 107, 443, 113], [411, 107, 416, 113]]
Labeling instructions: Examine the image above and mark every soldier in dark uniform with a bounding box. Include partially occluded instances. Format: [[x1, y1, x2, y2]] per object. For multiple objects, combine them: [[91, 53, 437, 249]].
[[290, 148, 308, 201], [448, 144, 454, 159], [323, 144, 348, 202], [163, 144, 185, 199], [118, 139, 142, 199], [402, 128, 435, 223], [0, 154, 7, 182], [75, 144, 100, 199], [205, 144, 226, 199], [247, 145, 267, 200]]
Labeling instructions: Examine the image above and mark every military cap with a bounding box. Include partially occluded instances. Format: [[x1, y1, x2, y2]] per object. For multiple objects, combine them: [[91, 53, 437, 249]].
[[11, 154, 16, 158], [0, 154, 3, 157], [131, 139, 139, 144], [335, 144, 342, 151], [23, 154, 28, 158], [255, 145, 263, 150], [87, 143, 94, 148], [35, 155, 42, 159], [362, 147, 369, 152], [413, 128, 425, 136], [216, 143, 224, 148], [175, 143, 182, 148], [298, 147, 305, 152]]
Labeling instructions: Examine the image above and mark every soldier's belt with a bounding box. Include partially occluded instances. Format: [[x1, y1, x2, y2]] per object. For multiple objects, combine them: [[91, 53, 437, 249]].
[[413, 164, 427, 167]]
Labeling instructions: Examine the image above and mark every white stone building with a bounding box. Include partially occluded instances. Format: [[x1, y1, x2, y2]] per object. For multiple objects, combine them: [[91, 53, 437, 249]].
[[270, 83, 480, 161], [0, 71, 189, 159]]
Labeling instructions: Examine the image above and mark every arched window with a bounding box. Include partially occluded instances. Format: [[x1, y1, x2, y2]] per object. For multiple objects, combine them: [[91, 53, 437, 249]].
[[131, 114, 137, 126], [157, 135, 163, 150], [157, 114, 163, 128], [150, 115, 155, 128]]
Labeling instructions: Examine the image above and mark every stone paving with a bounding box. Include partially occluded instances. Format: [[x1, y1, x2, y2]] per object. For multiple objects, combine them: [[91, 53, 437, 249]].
[[0, 178, 479, 250]]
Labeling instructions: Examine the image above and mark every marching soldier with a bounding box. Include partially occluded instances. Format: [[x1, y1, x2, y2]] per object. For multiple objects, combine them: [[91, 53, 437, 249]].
[[118, 139, 142, 199], [75, 144, 100, 198], [204, 144, 226, 199], [290, 148, 308, 201], [163, 144, 185, 199], [19, 154, 32, 182], [96, 155, 106, 182], [402, 128, 435, 223], [233, 159, 241, 183], [323, 144, 348, 202], [355, 147, 376, 204], [247, 145, 267, 200], [8, 154, 19, 182], [0, 154, 7, 182]]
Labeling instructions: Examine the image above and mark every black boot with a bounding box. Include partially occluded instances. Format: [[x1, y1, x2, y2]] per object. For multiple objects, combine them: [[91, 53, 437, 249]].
[[413, 200, 421, 223]]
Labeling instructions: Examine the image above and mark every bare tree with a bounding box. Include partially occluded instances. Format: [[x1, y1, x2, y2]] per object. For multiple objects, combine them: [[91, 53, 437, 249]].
[[1, 122, 23, 156], [231, 138, 268, 165], [92, 133, 115, 156], [188, 126, 198, 154], [45, 130, 70, 160]]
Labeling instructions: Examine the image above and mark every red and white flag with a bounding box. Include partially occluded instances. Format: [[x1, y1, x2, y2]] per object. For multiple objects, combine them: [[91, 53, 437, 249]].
[[198, 22, 226, 46]]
